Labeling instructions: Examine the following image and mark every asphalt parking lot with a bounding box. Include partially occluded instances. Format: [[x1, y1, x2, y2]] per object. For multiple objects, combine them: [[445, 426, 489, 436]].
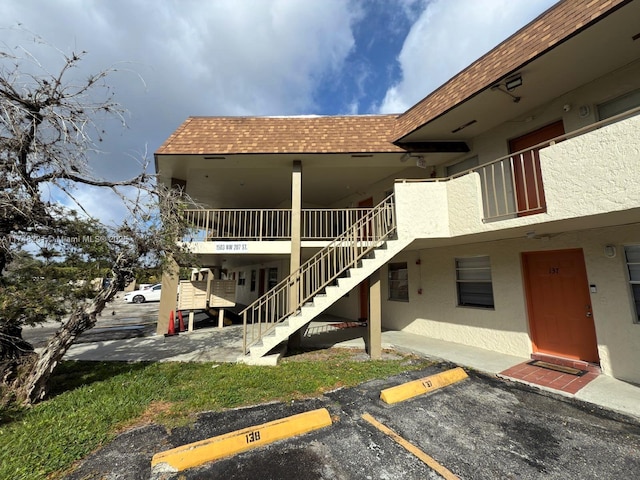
[[23, 293, 162, 348], [67, 364, 640, 480], [21, 296, 640, 479]]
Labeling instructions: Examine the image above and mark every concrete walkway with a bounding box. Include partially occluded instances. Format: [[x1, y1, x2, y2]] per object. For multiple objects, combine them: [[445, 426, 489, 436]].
[[63, 316, 640, 422]]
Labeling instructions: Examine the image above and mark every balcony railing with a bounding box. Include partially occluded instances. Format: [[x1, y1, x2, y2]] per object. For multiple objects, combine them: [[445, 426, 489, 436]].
[[398, 105, 640, 221], [182, 208, 372, 241], [242, 194, 396, 354]]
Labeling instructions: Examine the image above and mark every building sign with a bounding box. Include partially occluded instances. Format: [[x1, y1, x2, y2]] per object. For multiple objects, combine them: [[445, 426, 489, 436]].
[[215, 242, 249, 252]]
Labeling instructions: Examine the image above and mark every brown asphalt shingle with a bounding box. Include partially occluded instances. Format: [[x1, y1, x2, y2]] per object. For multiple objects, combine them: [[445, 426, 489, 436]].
[[156, 0, 626, 157], [393, 0, 627, 140], [156, 115, 403, 155]]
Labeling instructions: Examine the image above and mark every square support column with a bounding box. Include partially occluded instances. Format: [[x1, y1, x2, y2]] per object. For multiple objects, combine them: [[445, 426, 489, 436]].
[[157, 255, 179, 335], [366, 269, 382, 360], [288, 160, 304, 350]]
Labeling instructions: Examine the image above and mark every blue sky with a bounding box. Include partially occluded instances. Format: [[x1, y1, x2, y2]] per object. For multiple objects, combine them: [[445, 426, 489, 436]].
[[0, 0, 557, 223]]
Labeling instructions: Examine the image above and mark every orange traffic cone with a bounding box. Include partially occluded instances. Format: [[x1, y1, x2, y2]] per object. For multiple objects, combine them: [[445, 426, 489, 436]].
[[178, 311, 185, 332], [165, 310, 178, 337]]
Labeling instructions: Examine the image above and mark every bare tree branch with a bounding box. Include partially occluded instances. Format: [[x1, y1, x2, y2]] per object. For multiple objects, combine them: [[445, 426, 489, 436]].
[[0, 29, 195, 406]]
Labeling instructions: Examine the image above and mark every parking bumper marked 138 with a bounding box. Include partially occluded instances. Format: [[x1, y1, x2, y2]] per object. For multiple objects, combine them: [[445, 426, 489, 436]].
[[151, 408, 333, 473], [362, 413, 459, 480], [380, 367, 468, 404]]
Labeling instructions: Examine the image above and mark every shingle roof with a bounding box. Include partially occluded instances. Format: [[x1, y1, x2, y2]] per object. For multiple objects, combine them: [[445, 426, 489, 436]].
[[156, 115, 403, 155], [393, 0, 628, 140], [156, 0, 626, 157]]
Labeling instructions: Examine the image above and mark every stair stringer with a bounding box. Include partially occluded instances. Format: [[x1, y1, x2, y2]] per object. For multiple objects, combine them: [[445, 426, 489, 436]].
[[241, 236, 413, 364]]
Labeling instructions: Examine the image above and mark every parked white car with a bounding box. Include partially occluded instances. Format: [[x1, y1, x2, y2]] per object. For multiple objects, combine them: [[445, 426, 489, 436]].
[[123, 284, 162, 303]]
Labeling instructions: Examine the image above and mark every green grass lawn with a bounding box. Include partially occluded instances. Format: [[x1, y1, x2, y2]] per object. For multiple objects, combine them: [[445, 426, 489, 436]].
[[0, 350, 433, 479]]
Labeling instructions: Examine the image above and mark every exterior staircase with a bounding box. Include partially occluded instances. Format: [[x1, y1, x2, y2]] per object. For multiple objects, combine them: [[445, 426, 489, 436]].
[[239, 194, 410, 365]]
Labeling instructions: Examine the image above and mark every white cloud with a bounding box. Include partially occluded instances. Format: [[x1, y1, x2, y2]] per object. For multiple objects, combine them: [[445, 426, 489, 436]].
[[0, 0, 360, 219], [377, 0, 559, 113], [0, 0, 559, 227]]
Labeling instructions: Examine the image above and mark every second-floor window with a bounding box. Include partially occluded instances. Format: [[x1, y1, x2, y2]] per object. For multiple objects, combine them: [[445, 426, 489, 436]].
[[455, 256, 494, 308]]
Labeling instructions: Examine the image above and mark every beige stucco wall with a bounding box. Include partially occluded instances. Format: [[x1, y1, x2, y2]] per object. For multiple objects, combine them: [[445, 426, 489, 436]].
[[231, 258, 289, 306], [543, 114, 640, 219], [381, 223, 640, 384], [382, 243, 532, 360], [397, 113, 640, 239], [448, 58, 640, 175], [325, 288, 360, 320], [394, 181, 451, 239]]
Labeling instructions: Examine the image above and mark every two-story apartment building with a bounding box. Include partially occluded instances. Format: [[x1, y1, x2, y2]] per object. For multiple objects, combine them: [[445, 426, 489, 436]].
[[155, 0, 640, 384]]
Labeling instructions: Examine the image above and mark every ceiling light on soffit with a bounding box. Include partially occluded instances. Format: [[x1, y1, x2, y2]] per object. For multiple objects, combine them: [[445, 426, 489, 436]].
[[491, 74, 522, 103], [451, 119, 477, 134], [505, 75, 523, 91]]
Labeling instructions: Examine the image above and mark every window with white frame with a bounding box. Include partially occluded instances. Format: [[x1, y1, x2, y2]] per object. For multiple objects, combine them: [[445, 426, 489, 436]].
[[624, 245, 640, 323], [455, 256, 494, 308], [237, 271, 246, 286], [388, 262, 409, 301]]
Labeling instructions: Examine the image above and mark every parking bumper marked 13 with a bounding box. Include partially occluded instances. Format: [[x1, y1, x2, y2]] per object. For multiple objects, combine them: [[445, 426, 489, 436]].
[[362, 413, 459, 480], [151, 408, 333, 472], [380, 367, 468, 404]]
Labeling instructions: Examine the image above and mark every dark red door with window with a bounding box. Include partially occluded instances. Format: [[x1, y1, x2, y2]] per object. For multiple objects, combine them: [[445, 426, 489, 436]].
[[509, 121, 564, 216]]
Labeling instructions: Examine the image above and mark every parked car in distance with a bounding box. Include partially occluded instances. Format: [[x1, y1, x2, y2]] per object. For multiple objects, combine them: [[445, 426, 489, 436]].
[[123, 283, 162, 303]]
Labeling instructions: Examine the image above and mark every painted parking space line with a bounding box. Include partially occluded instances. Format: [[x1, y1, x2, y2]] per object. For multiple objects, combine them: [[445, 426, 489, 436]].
[[380, 366, 468, 404], [362, 413, 459, 480], [151, 408, 333, 473]]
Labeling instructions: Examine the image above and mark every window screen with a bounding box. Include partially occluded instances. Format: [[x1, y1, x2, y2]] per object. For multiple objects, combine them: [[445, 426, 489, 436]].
[[388, 262, 409, 301], [456, 256, 494, 308], [624, 245, 640, 323]]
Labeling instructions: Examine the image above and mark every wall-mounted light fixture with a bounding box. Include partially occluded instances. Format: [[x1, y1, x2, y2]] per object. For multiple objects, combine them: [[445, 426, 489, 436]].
[[604, 244, 617, 258], [491, 74, 523, 103], [579, 105, 590, 118], [505, 75, 523, 91], [400, 152, 428, 167]]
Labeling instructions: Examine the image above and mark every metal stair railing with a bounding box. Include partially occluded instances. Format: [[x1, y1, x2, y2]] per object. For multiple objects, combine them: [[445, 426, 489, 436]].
[[241, 194, 396, 354]]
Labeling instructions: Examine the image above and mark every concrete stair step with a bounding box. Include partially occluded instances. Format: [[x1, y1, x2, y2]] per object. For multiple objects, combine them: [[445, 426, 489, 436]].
[[242, 236, 412, 364]]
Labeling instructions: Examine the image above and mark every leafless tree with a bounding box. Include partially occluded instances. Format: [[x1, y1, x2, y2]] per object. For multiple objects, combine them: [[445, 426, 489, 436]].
[[0, 33, 192, 405]]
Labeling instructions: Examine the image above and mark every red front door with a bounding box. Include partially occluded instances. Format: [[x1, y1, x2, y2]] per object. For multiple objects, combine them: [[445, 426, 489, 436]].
[[522, 249, 599, 363], [509, 121, 564, 216]]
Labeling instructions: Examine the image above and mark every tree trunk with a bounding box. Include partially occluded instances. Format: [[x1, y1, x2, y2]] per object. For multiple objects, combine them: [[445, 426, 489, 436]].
[[15, 279, 121, 405], [0, 323, 38, 407]]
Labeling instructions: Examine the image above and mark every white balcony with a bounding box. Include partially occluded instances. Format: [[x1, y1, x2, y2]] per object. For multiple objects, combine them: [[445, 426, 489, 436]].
[[182, 208, 373, 242], [395, 107, 640, 241]]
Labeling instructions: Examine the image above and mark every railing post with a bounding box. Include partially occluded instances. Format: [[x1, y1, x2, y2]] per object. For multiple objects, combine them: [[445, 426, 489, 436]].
[[242, 311, 247, 354]]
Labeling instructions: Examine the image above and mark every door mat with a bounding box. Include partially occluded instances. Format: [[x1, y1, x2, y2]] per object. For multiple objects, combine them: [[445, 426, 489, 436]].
[[528, 360, 587, 376]]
